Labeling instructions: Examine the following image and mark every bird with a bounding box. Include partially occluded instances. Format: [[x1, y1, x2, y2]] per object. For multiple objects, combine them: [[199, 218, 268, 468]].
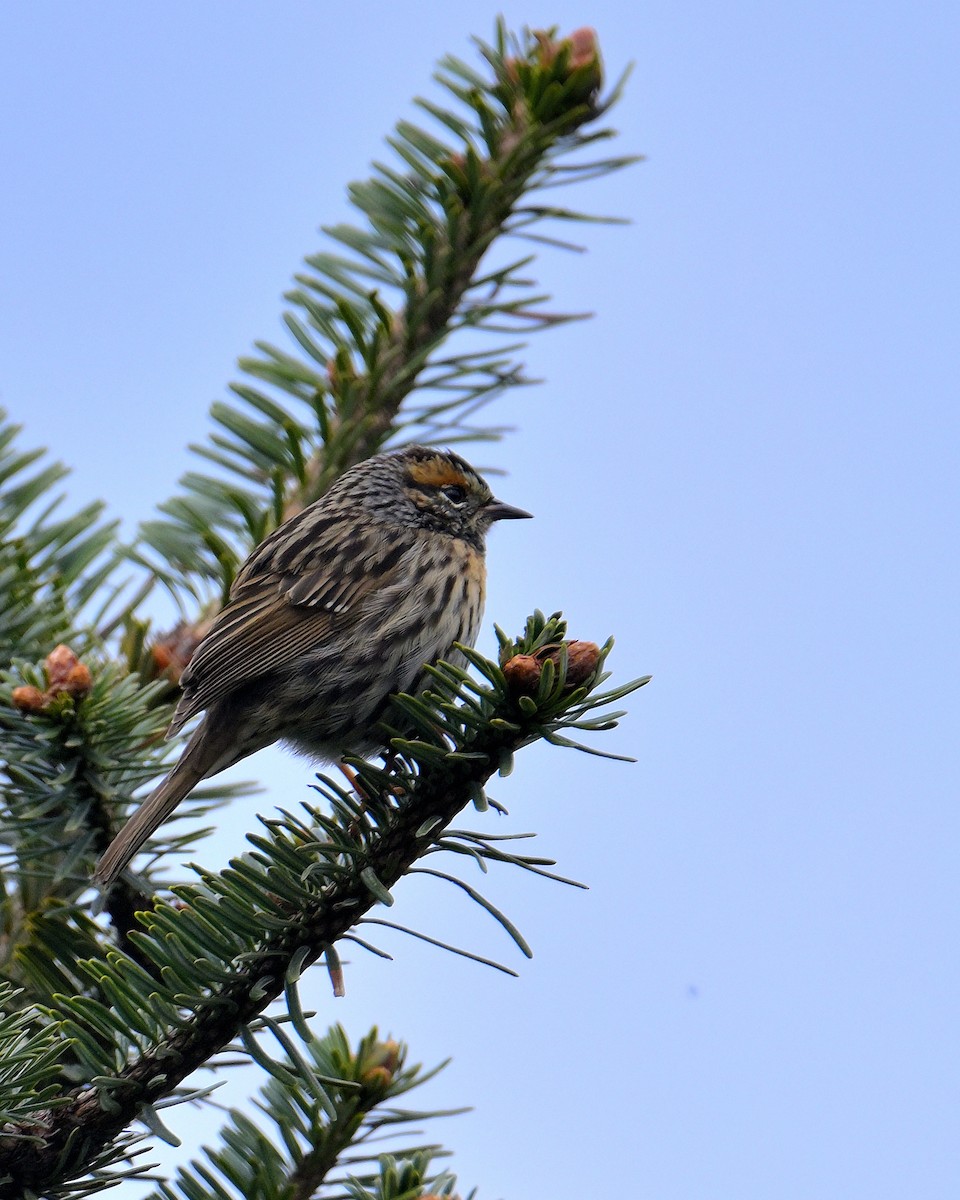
[[95, 445, 531, 886]]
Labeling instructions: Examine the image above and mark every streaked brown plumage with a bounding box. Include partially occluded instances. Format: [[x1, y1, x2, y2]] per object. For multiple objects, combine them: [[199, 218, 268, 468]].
[[95, 446, 530, 886]]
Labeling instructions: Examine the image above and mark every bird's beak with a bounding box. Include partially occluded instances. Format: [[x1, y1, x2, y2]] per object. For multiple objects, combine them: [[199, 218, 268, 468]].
[[484, 498, 533, 521]]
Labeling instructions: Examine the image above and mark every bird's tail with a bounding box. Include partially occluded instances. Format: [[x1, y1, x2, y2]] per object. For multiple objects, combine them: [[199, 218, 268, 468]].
[[95, 718, 227, 887]]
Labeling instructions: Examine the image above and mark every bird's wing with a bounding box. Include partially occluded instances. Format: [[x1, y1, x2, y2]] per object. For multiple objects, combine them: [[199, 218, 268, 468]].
[[170, 519, 411, 731]]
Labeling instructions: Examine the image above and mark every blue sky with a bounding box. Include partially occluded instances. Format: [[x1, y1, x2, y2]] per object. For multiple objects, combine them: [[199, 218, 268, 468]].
[[2, 3, 958, 1198]]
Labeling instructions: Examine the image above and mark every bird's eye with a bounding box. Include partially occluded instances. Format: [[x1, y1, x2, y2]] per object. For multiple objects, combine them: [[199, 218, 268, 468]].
[[441, 484, 468, 504]]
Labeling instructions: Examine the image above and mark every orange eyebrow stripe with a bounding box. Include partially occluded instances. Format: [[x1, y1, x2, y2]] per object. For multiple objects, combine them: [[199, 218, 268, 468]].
[[407, 459, 470, 488]]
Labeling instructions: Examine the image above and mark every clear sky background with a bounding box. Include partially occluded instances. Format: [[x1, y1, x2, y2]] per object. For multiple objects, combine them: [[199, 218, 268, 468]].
[[2, 3, 958, 1198]]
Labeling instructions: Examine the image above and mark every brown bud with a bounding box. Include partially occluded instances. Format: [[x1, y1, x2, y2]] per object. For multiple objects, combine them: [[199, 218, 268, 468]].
[[359, 1037, 402, 1089], [63, 663, 93, 697], [43, 645, 93, 698], [564, 640, 602, 687], [150, 619, 212, 685], [375, 1038, 401, 1075], [45, 644, 82, 688], [11, 685, 47, 712], [503, 640, 602, 698], [151, 643, 174, 672], [569, 27, 600, 71], [503, 653, 543, 697], [561, 26, 602, 102]]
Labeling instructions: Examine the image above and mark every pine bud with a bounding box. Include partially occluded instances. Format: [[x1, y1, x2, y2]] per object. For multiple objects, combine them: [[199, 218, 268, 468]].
[[45, 644, 91, 695], [11, 685, 46, 712], [565, 639, 602, 687], [503, 640, 602, 698], [151, 620, 212, 684], [63, 663, 93, 696], [359, 1038, 402, 1090], [502, 653, 542, 696]]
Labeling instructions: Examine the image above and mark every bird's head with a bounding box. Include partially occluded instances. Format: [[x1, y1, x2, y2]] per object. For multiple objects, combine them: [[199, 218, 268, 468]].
[[392, 446, 531, 546]]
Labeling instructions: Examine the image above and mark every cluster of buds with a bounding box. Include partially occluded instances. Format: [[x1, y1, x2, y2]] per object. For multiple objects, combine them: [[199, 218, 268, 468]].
[[11, 644, 93, 712], [502, 639, 601, 698], [505, 26, 603, 104], [358, 1038, 402, 1092]]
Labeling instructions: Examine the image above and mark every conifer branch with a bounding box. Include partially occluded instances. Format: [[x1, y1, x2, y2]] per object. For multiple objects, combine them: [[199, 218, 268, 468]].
[[0, 617, 647, 1195], [136, 22, 637, 600], [0, 21, 643, 1198]]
